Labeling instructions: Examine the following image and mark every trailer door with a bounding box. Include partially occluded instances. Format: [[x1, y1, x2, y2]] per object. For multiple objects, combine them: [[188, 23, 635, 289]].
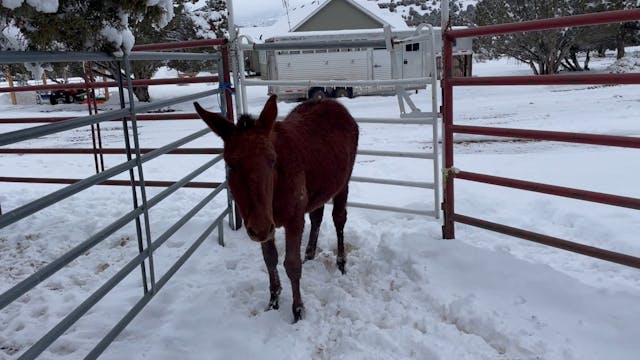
[[402, 42, 425, 78], [371, 48, 391, 80]]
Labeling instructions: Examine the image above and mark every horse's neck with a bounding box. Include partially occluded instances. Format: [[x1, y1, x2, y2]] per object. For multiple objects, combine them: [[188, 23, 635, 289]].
[[271, 124, 308, 223], [272, 123, 303, 165]]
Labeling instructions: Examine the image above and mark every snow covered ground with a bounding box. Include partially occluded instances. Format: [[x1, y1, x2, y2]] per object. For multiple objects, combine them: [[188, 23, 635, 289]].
[[1, 52, 639, 359]]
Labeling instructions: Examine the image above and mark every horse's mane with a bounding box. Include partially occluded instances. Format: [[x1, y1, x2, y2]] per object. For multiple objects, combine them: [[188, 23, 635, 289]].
[[237, 114, 256, 132]]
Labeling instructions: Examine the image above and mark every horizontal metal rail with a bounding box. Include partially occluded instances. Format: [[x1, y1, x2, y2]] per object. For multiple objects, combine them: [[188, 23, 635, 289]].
[[132, 39, 226, 51], [0, 50, 219, 65], [0, 76, 219, 93], [456, 171, 640, 210], [0, 108, 128, 147], [0, 177, 222, 188], [0, 51, 116, 64], [357, 149, 435, 159], [244, 77, 431, 87], [0, 148, 223, 155], [355, 117, 434, 125], [18, 183, 227, 359], [134, 89, 220, 114], [449, 73, 640, 86], [127, 51, 219, 62], [347, 201, 436, 217], [0, 113, 204, 124], [0, 129, 211, 229], [446, 9, 640, 39], [350, 176, 434, 189], [0, 89, 219, 147], [454, 213, 640, 269], [85, 207, 230, 360], [274, 115, 435, 125], [453, 125, 640, 148], [0, 155, 224, 312], [252, 38, 387, 51]]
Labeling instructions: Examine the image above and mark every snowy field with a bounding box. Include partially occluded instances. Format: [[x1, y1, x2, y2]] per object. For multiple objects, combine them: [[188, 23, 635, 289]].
[[1, 52, 640, 359]]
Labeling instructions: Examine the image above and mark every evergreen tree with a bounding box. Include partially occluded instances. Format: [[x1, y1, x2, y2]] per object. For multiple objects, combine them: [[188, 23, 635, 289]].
[[475, 0, 578, 74], [1, 1, 228, 102], [603, 0, 640, 59], [1, 1, 175, 52]]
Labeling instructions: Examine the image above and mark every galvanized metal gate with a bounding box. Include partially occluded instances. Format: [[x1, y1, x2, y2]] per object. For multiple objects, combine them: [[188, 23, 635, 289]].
[[229, 22, 442, 218], [0, 39, 236, 358], [440, 6, 640, 269]]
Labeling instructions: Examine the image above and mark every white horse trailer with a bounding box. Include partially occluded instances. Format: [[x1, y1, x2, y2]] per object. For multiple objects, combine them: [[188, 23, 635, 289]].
[[258, 28, 472, 100]]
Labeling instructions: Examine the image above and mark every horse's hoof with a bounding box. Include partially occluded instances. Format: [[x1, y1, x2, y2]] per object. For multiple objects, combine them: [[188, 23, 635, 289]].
[[266, 288, 281, 311], [337, 257, 346, 274], [266, 299, 279, 311], [292, 305, 305, 323]]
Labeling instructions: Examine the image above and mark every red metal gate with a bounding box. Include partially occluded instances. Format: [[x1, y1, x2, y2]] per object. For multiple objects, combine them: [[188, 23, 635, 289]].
[[441, 9, 640, 269]]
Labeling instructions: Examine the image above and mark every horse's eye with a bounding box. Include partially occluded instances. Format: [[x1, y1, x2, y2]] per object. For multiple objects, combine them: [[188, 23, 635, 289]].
[[227, 163, 235, 172], [269, 159, 276, 168]]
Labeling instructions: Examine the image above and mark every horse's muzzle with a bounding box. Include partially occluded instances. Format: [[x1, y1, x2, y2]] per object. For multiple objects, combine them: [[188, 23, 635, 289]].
[[247, 224, 275, 243]]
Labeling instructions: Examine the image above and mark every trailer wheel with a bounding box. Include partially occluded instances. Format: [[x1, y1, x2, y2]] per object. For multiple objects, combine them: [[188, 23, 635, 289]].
[[309, 88, 327, 100], [333, 88, 351, 98]]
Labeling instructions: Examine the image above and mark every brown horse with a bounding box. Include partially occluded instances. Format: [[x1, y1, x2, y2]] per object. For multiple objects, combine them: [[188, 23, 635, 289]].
[[194, 95, 359, 322]]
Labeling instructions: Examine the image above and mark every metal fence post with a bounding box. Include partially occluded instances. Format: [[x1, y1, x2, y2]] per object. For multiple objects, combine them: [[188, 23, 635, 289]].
[[221, 44, 243, 231], [84, 61, 106, 173], [116, 60, 150, 294], [218, 222, 224, 246], [215, 55, 235, 235], [441, 26, 455, 240], [122, 54, 157, 292]]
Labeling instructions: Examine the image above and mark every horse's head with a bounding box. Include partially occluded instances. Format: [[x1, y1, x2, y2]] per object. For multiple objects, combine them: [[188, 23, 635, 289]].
[[194, 95, 278, 243]]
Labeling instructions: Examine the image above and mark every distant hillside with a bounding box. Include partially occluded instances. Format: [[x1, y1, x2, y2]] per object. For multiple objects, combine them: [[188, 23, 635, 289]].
[[375, 0, 478, 26]]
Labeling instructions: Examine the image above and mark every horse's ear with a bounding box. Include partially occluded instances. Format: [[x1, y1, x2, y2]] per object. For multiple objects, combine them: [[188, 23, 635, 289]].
[[194, 102, 234, 141], [257, 95, 278, 132]]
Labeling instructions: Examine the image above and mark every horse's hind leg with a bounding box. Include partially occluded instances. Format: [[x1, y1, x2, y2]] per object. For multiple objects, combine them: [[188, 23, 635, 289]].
[[332, 185, 349, 274], [305, 206, 324, 261]]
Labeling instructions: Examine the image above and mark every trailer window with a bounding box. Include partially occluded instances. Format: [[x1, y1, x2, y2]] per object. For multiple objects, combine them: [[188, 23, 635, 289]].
[[289, 50, 301, 55], [405, 43, 419, 52], [302, 50, 314, 54], [315, 49, 327, 53]]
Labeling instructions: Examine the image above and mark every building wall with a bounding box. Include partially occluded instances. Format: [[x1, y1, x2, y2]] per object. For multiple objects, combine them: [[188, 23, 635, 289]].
[[295, 0, 383, 32]]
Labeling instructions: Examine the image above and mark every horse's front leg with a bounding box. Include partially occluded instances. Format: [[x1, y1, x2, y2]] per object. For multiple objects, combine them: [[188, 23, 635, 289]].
[[261, 239, 281, 311], [283, 217, 304, 322]]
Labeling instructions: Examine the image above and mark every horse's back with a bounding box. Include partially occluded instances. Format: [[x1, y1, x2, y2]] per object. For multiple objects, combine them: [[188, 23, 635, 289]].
[[281, 99, 359, 209], [284, 99, 358, 156]]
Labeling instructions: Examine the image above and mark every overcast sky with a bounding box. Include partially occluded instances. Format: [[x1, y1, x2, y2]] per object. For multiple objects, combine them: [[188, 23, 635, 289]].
[[230, 0, 303, 25]]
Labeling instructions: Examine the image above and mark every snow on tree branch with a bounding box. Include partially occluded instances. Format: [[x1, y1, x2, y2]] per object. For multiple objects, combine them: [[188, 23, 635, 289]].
[[1, 0, 58, 13]]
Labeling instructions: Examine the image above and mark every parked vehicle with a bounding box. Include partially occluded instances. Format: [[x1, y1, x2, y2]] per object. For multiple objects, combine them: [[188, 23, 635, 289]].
[[48, 88, 87, 105], [258, 28, 473, 101]]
